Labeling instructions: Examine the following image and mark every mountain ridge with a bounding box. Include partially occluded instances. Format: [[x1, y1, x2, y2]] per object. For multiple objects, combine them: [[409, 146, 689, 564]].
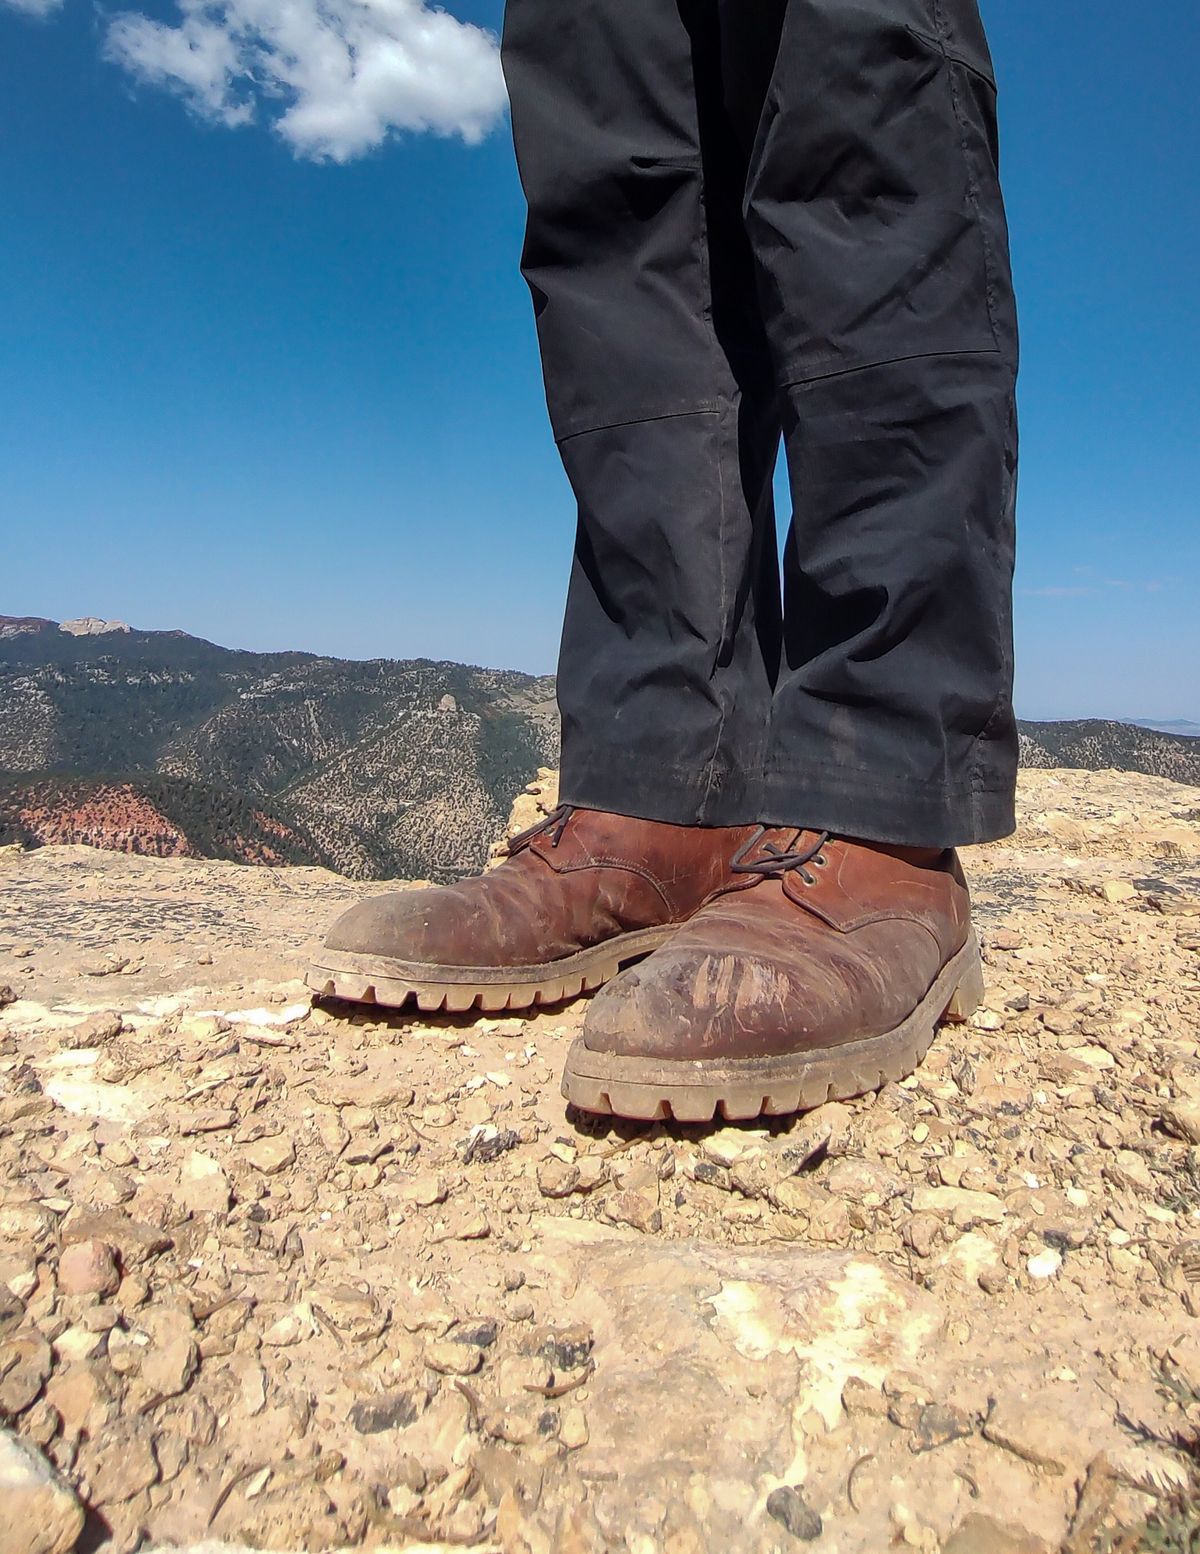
[[0, 615, 557, 880], [3, 614, 1199, 878]]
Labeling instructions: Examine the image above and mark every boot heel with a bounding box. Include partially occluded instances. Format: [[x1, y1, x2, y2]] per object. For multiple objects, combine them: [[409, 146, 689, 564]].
[[943, 935, 984, 1023]]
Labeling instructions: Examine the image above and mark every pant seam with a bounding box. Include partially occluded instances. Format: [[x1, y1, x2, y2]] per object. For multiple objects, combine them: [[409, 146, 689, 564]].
[[968, 393, 1019, 806], [554, 403, 722, 443], [779, 346, 999, 390], [931, 0, 1001, 350], [691, 135, 735, 822]]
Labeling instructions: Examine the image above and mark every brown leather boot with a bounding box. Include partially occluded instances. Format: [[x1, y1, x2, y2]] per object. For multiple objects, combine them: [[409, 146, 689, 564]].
[[306, 806, 758, 1013], [562, 827, 983, 1121]]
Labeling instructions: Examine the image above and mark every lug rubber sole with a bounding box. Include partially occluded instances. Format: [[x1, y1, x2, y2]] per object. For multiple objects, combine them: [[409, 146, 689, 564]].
[[305, 925, 676, 1013], [560, 931, 985, 1122]]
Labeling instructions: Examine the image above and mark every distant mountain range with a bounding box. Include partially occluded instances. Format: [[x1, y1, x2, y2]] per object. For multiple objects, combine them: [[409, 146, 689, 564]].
[[1125, 718, 1200, 738], [0, 615, 556, 880], [1018, 720, 1200, 786], [2, 614, 1198, 878]]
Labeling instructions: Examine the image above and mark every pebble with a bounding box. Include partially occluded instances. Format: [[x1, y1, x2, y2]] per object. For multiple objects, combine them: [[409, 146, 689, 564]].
[[0, 1428, 85, 1554], [560, 1406, 589, 1450], [240, 1136, 296, 1174], [424, 1340, 484, 1376], [605, 1190, 662, 1234], [140, 1334, 199, 1398], [910, 1186, 1007, 1225], [57, 1238, 120, 1298], [63, 1011, 123, 1048], [1026, 1248, 1063, 1280], [765, 1484, 823, 1541], [537, 1157, 581, 1198], [1160, 1100, 1200, 1144], [178, 1150, 231, 1215], [349, 1388, 424, 1434]]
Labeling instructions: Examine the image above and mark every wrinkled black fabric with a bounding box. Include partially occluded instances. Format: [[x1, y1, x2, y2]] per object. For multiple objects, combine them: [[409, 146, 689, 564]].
[[502, 0, 1019, 847]]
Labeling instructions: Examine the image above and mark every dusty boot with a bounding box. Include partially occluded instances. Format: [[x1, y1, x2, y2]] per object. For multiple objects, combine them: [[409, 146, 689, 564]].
[[306, 806, 758, 1013], [562, 828, 984, 1121]]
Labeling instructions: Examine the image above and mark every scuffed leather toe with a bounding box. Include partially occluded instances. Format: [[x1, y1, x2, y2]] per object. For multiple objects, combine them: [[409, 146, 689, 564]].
[[581, 847, 965, 1062], [581, 937, 861, 1061], [322, 888, 467, 964]]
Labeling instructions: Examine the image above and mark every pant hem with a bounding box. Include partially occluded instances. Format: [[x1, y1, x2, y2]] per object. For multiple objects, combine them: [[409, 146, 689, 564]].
[[559, 753, 1016, 848]]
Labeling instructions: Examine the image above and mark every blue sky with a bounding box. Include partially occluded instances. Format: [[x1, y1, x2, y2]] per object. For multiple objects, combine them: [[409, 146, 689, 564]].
[[2, 0, 1197, 720]]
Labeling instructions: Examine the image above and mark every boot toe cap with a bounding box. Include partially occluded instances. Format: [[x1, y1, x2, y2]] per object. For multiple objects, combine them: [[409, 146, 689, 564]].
[[323, 892, 440, 961], [582, 947, 799, 1060]]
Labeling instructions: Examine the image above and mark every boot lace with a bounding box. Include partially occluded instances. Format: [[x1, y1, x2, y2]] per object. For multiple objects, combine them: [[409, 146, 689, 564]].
[[504, 803, 576, 856], [730, 827, 831, 885]]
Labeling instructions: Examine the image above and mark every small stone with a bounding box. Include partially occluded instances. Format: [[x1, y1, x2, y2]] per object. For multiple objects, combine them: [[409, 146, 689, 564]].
[[63, 1011, 123, 1048], [606, 1190, 662, 1234], [0, 1428, 85, 1554], [260, 1309, 311, 1347], [20, 1399, 59, 1449], [537, 1157, 581, 1198], [45, 1362, 116, 1440], [425, 1340, 483, 1375], [1099, 879, 1137, 904], [0, 1331, 52, 1414], [910, 1186, 1006, 1225], [140, 1334, 199, 1398], [0, 985, 16, 1008], [402, 1173, 448, 1207], [766, 1484, 823, 1541], [560, 1406, 589, 1450], [349, 1389, 424, 1434], [841, 1376, 888, 1418], [452, 1318, 499, 1348], [1025, 1248, 1062, 1280], [52, 1326, 104, 1365], [1161, 1101, 1200, 1145], [178, 1151, 231, 1215], [910, 1402, 973, 1453], [1, 1258, 36, 1303], [575, 1156, 608, 1192], [702, 1131, 748, 1169], [240, 1136, 295, 1174], [309, 1284, 388, 1341], [450, 1211, 491, 1241], [57, 1239, 120, 1298], [84, 1420, 159, 1504]]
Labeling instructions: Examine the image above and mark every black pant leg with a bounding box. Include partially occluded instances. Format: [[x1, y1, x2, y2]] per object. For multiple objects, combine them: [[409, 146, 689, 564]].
[[744, 0, 1020, 846], [501, 0, 783, 825]]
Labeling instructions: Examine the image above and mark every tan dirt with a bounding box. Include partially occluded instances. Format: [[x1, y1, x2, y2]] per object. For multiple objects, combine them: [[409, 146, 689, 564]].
[[1, 765, 1200, 1553]]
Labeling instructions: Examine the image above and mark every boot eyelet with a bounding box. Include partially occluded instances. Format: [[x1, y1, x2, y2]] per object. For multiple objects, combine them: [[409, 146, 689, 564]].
[[814, 854, 829, 868]]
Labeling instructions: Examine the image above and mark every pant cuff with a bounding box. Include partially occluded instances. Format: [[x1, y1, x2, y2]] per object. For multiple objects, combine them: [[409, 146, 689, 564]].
[[757, 764, 1016, 848], [560, 749, 1015, 847]]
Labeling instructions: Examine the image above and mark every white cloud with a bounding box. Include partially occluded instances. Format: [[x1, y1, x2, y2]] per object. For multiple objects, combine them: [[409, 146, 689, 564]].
[[104, 0, 506, 161], [1, 0, 65, 17]]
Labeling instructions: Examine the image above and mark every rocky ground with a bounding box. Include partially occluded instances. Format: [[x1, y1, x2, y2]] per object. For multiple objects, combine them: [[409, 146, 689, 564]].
[[3, 767, 1200, 1554]]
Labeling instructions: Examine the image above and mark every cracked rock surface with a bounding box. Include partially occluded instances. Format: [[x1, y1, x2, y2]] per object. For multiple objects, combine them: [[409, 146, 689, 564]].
[[1, 766, 1200, 1552]]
